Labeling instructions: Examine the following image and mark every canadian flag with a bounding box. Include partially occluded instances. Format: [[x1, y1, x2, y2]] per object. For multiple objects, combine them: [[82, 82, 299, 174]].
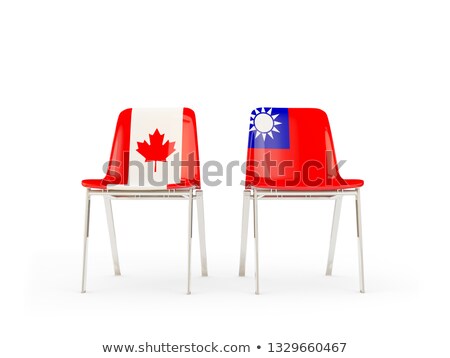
[[109, 108, 184, 189]]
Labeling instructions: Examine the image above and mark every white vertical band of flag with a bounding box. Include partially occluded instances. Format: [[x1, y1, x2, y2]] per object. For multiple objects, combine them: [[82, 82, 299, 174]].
[[109, 108, 184, 189]]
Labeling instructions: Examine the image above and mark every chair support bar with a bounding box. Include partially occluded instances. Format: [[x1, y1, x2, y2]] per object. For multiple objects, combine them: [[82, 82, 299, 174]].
[[86, 188, 199, 200], [251, 189, 358, 200]]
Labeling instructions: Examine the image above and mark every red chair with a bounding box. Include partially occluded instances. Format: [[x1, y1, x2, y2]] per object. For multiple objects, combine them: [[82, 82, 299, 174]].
[[81, 108, 207, 294], [239, 108, 365, 294]]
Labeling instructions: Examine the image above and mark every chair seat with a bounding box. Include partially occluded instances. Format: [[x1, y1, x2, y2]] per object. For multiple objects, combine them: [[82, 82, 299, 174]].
[[82, 179, 107, 189], [82, 178, 199, 190], [252, 178, 364, 191]]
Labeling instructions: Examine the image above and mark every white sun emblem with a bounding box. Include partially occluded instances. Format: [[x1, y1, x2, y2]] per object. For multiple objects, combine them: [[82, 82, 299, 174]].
[[249, 108, 282, 141]]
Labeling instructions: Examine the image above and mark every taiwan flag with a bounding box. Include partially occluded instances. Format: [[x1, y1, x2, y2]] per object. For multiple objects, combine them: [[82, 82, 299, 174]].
[[248, 107, 290, 149], [245, 107, 336, 189]]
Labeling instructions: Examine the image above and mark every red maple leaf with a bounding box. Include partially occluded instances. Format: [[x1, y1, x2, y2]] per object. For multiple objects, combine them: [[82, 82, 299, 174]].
[[136, 129, 176, 172]]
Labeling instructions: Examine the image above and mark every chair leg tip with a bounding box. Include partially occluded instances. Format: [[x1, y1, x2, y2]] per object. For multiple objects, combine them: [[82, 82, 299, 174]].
[[187, 291, 191, 295]]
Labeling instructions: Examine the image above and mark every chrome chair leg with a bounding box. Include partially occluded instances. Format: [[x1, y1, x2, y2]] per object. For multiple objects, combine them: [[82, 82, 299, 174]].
[[326, 196, 343, 276], [239, 190, 251, 277], [187, 189, 193, 295], [355, 189, 365, 293], [81, 189, 91, 293], [196, 190, 208, 277], [253, 188, 260, 295], [104, 197, 121, 276]]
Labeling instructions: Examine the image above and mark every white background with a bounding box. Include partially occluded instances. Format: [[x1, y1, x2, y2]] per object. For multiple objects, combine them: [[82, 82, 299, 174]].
[[1, 1, 449, 356]]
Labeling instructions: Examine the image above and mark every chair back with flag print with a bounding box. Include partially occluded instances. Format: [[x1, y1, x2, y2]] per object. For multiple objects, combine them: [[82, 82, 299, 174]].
[[102, 108, 200, 189], [245, 107, 361, 190]]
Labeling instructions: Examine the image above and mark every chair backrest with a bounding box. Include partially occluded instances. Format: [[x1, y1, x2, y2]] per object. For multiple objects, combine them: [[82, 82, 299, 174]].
[[245, 107, 345, 189], [103, 108, 200, 189]]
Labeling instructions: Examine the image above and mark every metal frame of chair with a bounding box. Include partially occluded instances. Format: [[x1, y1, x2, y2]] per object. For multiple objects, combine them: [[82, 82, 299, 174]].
[[239, 188, 364, 294], [82, 188, 207, 294]]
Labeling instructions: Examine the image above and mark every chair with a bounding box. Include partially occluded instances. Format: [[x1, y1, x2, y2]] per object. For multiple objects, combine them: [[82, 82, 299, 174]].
[[81, 108, 207, 294], [239, 107, 365, 294]]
